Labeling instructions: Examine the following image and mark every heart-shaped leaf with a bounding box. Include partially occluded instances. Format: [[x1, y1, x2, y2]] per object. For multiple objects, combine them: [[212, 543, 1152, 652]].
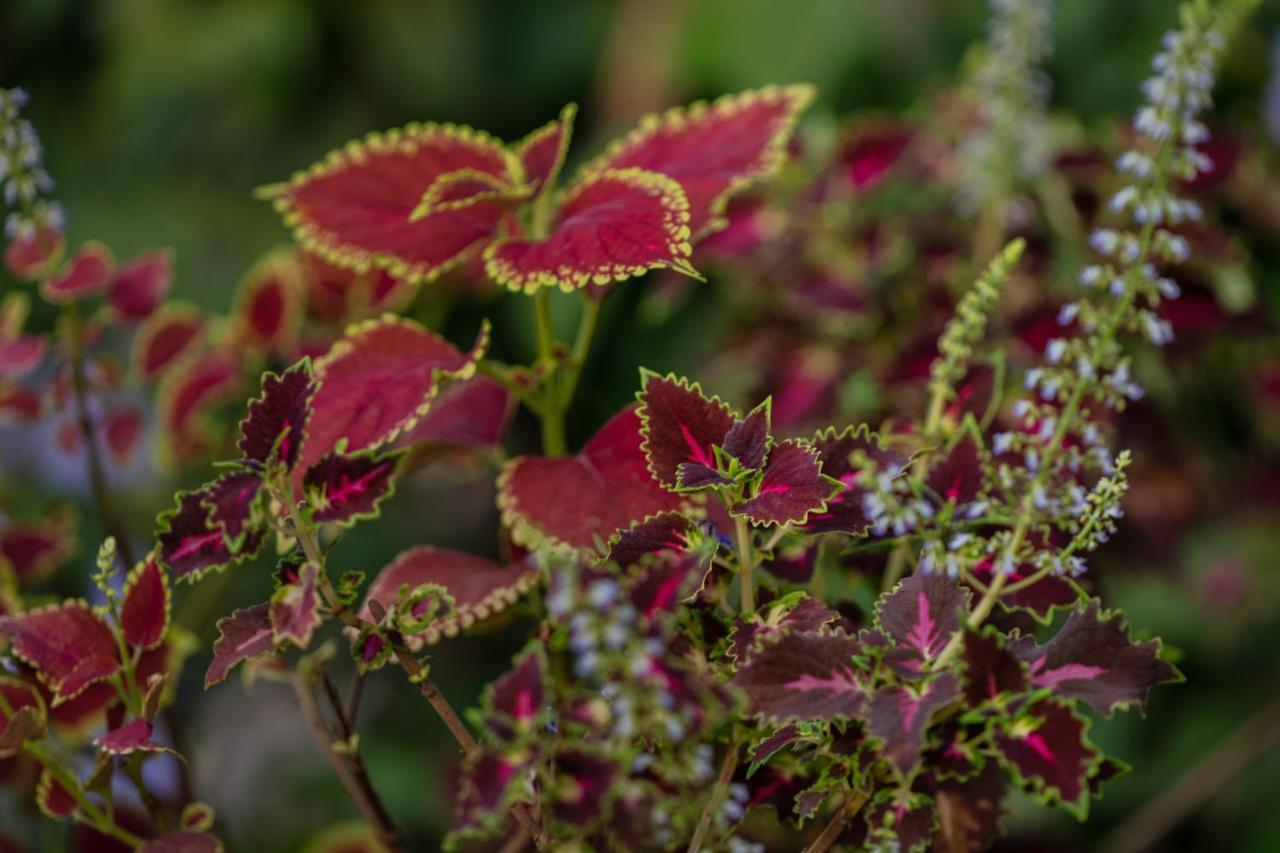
[[876, 571, 972, 677], [500, 405, 683, 552], [731, 629, 865, 722], [303, 449, 402, 527], [234, 250, 304, 354], [992, 697, 1100, 817], [636, 372, 736, 490], [0, 601, 119, 703], [237, 360, 314, 471], [484, 168, 697, 292], [108, 249, 173, 321], [120, 558, 170, 651], [514, 104, 576, 197], [133, 304, 206, 383], [734, 439, 840, 526]]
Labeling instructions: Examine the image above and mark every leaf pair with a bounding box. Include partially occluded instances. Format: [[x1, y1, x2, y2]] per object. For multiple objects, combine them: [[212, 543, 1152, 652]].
[[636, 372, 841, 526], [263, 86, 814, 292]]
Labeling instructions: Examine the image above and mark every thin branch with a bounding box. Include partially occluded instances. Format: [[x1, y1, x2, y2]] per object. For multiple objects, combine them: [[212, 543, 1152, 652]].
[[687, 743, 740, 853], [292, 673, 405, 852], [803, 788, 870, 853], [346, 670, 366, 729], [1098, 691, 1280, 853]]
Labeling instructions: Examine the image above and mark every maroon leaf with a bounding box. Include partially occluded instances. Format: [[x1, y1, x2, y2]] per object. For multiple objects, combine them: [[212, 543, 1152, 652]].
[[359, 547, 539, 647], [120, 558, 170, 651], [877, 571, 971, 673], [607, 511, 700, 569], [202, 471, 265, 548], [859, 792, 938, 853], [133, 305, 205, 383], [297, 316, 486, 485], [961, 628, 1027, 707], [95, 718, 171, 755], [675, 462, 732, 490], [932, 762, 1008, 852], [927, 433, 984, 507], [0, 676, 45, 756], [802, 424, 897, 535], [992, 697, 1100, 816], [637, 372, 736, 490], [1012, 600, 1181, 715], [735, 439, 839, 526], [270, 562, 320, 648], [722, 398, 771, 470], [730, 594, 842, 663], [156, 485, 264, 582], [108, 249, 173, 321], [580, 85, 815, 237], [515, 104, 576, 197], [262, 123, 519, 283], [549, 749, 618, 828], [500, 405, 683, 552], [970, 556, 1077, 623], [453, 749, 522, 834], [205, 603, 275, 688], [485, 648, 545, 743], [104, 406, 144, 466], [867, 673, 959, 778], [731, 630, 865, 722], [236, 360, 314, 471], [626, 551, 708, 619], [302, 449, 402, 526], [749, 724, 801, 766], [40, 241, 115, 303], [235, 250, 304, 353], [0, 602, 119, 703], [393, 375, 513, 451], [484, 168, 697, 292]]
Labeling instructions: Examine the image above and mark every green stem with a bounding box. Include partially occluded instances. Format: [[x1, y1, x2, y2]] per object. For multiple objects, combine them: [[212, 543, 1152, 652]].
[[561, 295, 601, 409], [532, 289, 566, 456], [734, 515, 755, 615], [686, 742, 740, 853], [24, 742, 144, 847]]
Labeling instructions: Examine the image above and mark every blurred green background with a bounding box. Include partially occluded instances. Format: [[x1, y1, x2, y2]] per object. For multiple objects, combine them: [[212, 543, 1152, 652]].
[[4, 0, 1280, 850]]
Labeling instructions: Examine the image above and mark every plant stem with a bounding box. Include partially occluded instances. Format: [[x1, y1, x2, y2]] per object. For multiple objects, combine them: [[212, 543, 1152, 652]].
[[734, 515, 755, 615], [24, 742, 145, 847], [560, 294, 601, 410], [686, 742, 739, 853], [123, 753, 169, 834], [292, 672, 405, 852], [802, 788, 870, 853], [532, 289, 566, 456], [63, 303, 136, 568]]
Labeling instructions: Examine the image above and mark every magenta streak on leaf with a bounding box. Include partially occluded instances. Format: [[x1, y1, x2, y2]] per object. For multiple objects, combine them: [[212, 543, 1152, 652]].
[[905, 591, 936, 656], [325, 466, 384, 506], [899, 691, 923, 735], [679, 422, 715, 468], [756, 482, 793, 497], [1023, 731, 1056, 764], [514, 689, 535, 722], [1030, 661, 1106, 687], [785, 669, 859, 695], [169, 531, 225, 562]]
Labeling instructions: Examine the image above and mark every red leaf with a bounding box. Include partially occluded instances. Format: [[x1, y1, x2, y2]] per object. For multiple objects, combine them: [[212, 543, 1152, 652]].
[[360, 546, 539, 647], [0, 676, 45, 755], [992, 697, 1100, 816], [926, 433, 984, 507], [4, 225, 63, 280], [961, 628, 1028, 707], [392, 375, 513, 451], [0, 601, 119, 703], [730, 594, 842, 662], [0, 383, 41, 421], [867, 673, 959, 778], [120, 558, 170, 651], [0, 513, 74, 583], [205, 603, 274, 688], [108, 249, 173, 321], [157, 353, 240, 460], [104, 406, 144, 466], [731, 630, 865, 722], [500, 405, 683, 552], [1012, 600, 1181, 715], [296, 316, 487, 486], [234, 250, 304, 353], [302, 449, 402, 526], [484, 648, 546, 741], [484, 168, 697, 292], [262, 123, 519, 283], [735, 439, 839, 526], [579, 85, 814, 237], [236, 360, 314, 471], [515, 103, 576, 197], [202, 470, 266, 548], [301, 250, 416, 324], [270, 562, 320, 648], [722, 398, 771, 469], [0, 334, 46, 378], [133, 305, 206, 383], [607, 511, 699, 569], [40, 241, 115, 303], [549, 749, 618, 827], [37, 768, 77, 819], [636, 372, 736, 490], [95, 718, 170, 755]]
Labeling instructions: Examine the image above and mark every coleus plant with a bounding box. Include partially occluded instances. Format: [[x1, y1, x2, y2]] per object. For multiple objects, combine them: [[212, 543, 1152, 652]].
[[0, 0, 1256, 848]]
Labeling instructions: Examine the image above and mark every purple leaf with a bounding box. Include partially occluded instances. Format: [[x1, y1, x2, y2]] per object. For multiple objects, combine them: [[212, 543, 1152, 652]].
[[867, 673, 959, 778], [926, 432, 984, 507], [803, 424, 899, 535], [722, 398, 771, 469], [237, 360, 314, 471], [204, 604, 274, 688], [302, 449, 402, 526], [637, 372, 736, 490], [876, 571, 971, 674], [270, 562, 321, 648], [992, 697, 1100, 816], [961, 628, 1028, 707], [735, 440, 840, 526], [731, 630, 865, 722]]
